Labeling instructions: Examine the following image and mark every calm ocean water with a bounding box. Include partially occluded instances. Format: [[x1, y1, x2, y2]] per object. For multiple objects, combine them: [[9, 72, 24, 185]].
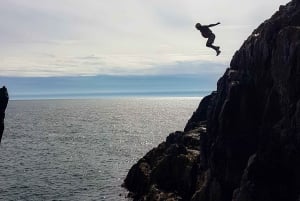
[[0, 98, 201, 201]]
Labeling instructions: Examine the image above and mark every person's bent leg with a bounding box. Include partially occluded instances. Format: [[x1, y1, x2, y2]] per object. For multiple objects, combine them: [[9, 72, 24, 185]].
[[206, 34, 220, 55], [206, 34, 215, 48]]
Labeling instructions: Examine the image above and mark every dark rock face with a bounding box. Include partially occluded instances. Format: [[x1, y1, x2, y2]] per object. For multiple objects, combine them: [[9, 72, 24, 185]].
[[123, 0, 300, 200], [0, 86, 9, 143], [123, 130, 203, 200]]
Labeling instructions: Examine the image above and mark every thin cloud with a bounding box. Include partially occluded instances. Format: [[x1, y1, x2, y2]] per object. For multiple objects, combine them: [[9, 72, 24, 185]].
[[0, 0, 291, 77]]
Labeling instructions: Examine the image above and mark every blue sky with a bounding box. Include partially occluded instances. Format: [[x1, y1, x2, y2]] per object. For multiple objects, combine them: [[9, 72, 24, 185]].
[[0, 0, 290, 77]]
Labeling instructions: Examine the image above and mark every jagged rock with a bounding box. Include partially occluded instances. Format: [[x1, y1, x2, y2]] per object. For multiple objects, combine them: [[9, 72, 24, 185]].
[[184, 94, 213, 132], [123, 129, 202, 200], [0, 86, 9, 143], [123, 0, 300, 200]]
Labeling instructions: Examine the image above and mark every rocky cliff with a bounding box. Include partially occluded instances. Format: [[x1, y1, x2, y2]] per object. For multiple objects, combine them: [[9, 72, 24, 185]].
[[123, 0, 300, 200]]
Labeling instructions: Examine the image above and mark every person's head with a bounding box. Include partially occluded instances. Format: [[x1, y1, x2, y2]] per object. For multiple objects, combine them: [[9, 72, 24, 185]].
[[195, 23, 202, 30]]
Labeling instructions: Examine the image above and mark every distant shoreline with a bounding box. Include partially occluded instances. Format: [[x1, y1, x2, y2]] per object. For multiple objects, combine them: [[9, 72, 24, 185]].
[[10, 91, 210, 101]]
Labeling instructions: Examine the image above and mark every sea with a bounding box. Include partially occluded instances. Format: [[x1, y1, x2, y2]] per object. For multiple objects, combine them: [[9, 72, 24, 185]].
[[0, 97, 201, 201]]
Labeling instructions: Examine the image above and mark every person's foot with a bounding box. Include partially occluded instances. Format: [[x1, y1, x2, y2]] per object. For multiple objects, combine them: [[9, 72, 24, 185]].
[[215, 46, 221, 56]]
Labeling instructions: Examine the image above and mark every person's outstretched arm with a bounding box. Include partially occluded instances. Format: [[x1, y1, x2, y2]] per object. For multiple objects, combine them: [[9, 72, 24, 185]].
[[208, 22, 220, 27]]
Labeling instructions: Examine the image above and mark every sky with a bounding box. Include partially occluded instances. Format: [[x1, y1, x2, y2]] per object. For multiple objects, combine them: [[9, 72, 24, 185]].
[[0, 0, 291, 78]]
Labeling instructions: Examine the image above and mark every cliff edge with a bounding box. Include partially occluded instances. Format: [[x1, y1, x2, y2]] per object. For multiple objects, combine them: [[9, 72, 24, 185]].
[[123, 0, 300, 200]]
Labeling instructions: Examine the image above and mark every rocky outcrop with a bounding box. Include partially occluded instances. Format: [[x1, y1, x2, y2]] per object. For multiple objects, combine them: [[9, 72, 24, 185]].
[[123, 0, 300, 200], [0, 86, 9, 143], [123, 129, 203, 200]]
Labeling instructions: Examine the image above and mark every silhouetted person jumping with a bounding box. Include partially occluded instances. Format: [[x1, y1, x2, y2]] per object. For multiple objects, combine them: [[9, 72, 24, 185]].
[[195, 22, 221, 56], [0, 86, 9, 144]]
